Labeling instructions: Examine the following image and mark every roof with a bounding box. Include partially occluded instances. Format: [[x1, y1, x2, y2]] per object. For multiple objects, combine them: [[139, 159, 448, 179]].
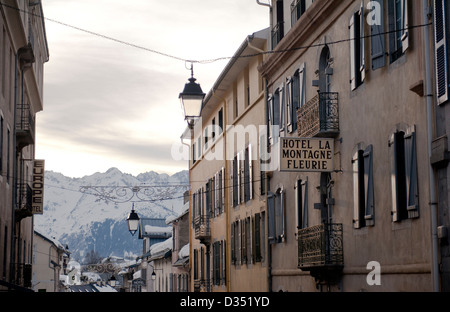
[[200, 27, 269, 119], [138, 218, 172, 239]]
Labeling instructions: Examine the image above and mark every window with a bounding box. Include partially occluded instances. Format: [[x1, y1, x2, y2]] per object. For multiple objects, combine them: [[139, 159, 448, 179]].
[[388, 0, 409, 63], [370, 0, 386, 70], [291, 0, 306, 27], [434, 0, 449, 104], [218, 108, 223, 134], [268, 188, 286, 243], [350, 3, 365, 90], [244, 145, 253, 202], [212, 118, 216, 142], [389, 126, 419, 222], [295, 178, 308, 230], [268, 85, 284, 145], [213, 168, 225, 216], [287, 64, 306, 133], [352, 145, 375, 228], [192, 142, 196, 163]]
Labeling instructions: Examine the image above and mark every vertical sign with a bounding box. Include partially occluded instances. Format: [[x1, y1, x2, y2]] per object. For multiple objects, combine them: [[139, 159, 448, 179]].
[[32, 159, 45, 214]]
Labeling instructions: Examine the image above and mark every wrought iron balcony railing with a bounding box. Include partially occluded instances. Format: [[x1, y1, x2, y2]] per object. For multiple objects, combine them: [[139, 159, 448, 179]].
[[298, 223, 343, 269], [297, 92, 339, 138], [271, 22, 284, 50], [16, 104, 35, 149], [194, 215, 210, 243], [15, 183, 33, 221]]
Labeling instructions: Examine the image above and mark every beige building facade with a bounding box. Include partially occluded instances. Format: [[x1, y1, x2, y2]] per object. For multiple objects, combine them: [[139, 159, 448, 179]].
[[188, 29, 269, 292], [0, 0, 49, 291], [259, 0, 439, 291]]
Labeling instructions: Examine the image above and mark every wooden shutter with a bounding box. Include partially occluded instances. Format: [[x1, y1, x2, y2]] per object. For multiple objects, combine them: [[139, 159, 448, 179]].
[[401, 0, 409, 53], [350, 14, 357, 90], [248, 144, 253, 200], [363, 145, 375, 225], [389, 132, 400, 222], [267, 192, 276, 242], [286, 77, 293, 133], [371, 0, 386, 70], [434, 0, 449, 104], [404, 126, 419, 218], [359, 2, 366, 83], [267, 94, 274, 145], [231, 222, 235, 264], [352, 150, 362, 228], [301, 179, 308, 229]]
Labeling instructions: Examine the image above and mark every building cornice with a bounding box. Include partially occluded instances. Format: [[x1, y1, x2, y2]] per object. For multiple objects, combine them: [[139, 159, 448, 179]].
[[259, 0, 352, 80]]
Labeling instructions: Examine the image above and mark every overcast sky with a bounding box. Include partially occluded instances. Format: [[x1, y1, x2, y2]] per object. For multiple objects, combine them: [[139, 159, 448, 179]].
[[36, 0, 269, 178]]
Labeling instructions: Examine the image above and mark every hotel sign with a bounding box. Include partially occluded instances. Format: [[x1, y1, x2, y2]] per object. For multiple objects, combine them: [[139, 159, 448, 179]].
[[279, 137, 334, 172], [32, 159, 45, 214]]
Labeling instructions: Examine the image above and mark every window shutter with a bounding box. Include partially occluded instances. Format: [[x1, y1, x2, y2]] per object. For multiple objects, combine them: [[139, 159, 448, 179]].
[[267, 192, 276, 243], [301, 180, 308, 229], [268, 94, 274, 145], [295, 179, 301, 230], [231, 222, 235, 264], [389, 133, 400, 222], [299, 63, 306, 109], [286, 77, 293, 133], [279, 85, 285, 135], [363, 145, 375, 225], [255, 213, 261, 262], [352, 150, 362, 228], [221, 167, 225, 214], [248, 144, 253, 199], [404, 126, 419, 218], [371, 0, 386, 69], [359, 2, 366, 83], [238, 150, 243, 204], [434, 0, 449, 104], [401, 0, 409, 53], [232, 156, 237, 207], [350, 14, 357, 90]]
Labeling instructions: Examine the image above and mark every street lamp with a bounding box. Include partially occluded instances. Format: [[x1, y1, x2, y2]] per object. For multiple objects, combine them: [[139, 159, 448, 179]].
[[126, 203, 140, 236], [179, 64, 205, 128]]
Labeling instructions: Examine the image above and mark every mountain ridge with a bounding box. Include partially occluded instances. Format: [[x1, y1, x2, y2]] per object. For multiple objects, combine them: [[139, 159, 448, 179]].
[[34, 167, 189, 261]]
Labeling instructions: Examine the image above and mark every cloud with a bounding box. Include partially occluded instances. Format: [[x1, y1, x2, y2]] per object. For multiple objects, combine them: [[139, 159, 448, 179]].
[[37, 0, 269, 177]]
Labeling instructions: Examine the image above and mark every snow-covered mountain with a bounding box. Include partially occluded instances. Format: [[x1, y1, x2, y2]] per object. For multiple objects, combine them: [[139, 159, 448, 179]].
[[34, 168, 189, 262]]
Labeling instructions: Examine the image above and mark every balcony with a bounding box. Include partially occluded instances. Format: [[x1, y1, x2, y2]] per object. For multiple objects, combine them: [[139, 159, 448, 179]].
[[16, 104, 35, 149], [271, 22, 284, 50], [297, 92, 339, 138], [15, 183, 33, 221], [194, 215, 210, 243], [298, 223, 343, 284]]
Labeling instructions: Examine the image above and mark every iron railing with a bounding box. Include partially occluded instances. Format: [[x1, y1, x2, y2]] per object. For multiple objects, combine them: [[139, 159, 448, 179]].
[[297, 92, 339, 138], [16, 104, 35, 148], [298, 223, 343, 269], [194, 215, 210, 242], [271, 22, 284, 50]]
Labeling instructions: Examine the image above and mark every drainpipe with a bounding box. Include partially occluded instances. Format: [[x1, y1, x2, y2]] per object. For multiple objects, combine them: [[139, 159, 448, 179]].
[[256, 0, 271, 8], [423, 0, 440, 292], [10, 53, 18, 288]]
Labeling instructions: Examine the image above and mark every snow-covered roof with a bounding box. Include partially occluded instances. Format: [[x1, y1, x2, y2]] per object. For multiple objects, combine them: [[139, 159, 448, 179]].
[[165, 202, 189, 224], [148, 237, 173, 261], [178, 243, 189, 259]]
